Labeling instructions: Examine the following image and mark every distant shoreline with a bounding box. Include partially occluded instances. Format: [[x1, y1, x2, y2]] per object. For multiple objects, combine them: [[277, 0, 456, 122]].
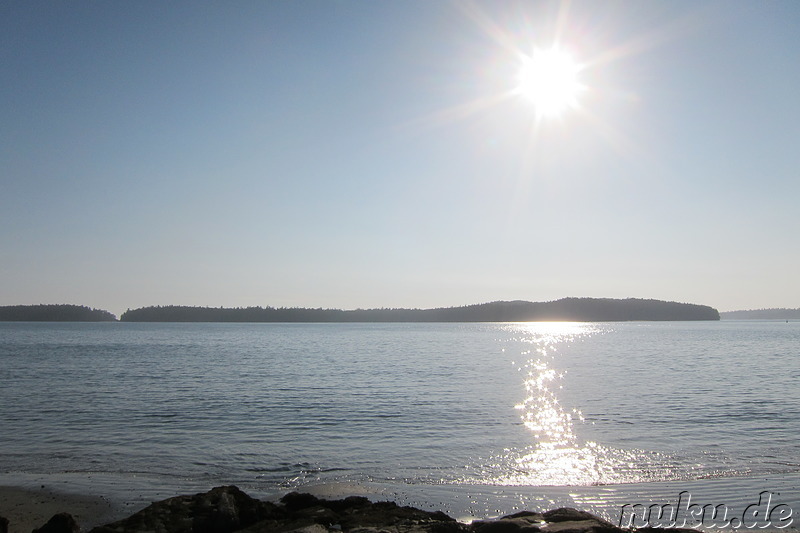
[[1, 298, 721, 322], [720, 308, 800, 320], [0, 304, 116, 322]]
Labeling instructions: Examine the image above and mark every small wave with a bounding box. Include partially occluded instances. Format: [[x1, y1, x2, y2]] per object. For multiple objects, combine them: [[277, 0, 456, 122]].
[[448, 443, 755, 487]]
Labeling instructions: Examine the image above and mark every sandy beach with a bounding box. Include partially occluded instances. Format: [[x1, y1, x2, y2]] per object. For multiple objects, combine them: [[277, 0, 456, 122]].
[[0, 485, 126, 533]]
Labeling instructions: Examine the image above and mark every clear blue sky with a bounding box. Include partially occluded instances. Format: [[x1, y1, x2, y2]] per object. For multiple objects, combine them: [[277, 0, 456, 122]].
[[2, 1, 798, 316]]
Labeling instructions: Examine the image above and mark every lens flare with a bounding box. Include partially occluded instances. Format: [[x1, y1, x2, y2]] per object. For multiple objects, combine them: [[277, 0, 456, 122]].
[[516, 47, 585, 118]]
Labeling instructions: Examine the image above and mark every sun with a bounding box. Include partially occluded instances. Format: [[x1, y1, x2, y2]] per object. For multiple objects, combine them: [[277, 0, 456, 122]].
[[515, 47, 584, 119]]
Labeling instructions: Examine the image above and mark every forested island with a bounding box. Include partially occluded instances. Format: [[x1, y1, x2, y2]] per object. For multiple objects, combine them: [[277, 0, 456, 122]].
[[0, 299, 721, 323], [0, 304, 117, 322], [120, 298, 719, 322], [720, 308, 800, 320]]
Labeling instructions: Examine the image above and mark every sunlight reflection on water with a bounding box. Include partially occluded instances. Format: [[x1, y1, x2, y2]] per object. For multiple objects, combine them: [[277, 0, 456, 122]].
[[476, 323, 689, 486]]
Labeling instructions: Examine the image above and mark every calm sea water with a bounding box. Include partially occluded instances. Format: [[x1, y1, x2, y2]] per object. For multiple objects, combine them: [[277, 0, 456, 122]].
[[1, 321, 798, 525]]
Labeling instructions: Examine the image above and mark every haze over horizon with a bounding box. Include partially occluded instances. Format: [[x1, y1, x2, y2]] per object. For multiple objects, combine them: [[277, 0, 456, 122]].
[[3, 1, 798, 318]]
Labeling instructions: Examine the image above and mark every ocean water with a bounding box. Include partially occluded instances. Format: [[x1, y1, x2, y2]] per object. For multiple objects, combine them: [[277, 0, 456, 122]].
[[1, 321, 798, 526]]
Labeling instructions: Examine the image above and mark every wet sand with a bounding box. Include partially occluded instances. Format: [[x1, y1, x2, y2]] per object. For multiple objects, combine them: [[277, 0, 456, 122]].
[[0, 485, 124, 533]]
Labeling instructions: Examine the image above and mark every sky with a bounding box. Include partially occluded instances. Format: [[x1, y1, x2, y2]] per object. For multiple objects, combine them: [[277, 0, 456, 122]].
[[2, 1, 799, 317]]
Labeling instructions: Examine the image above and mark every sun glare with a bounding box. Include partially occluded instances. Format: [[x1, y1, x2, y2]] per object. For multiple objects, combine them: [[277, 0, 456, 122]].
[[516, 47, 584, 119]]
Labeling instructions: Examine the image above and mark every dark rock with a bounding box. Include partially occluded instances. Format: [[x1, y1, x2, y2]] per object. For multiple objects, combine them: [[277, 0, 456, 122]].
[[470, 517, 541, 533], [292, 506, 339, 524], [289, 526, 327, 533], [238, 518, 326, 533], [542, 521, 620, 533], [336, 497, 372, 511], [0, 515, 9, 533], [245, 493, 461, 533], [541, 509, 609, 524], [334, 500, 457, 530], [539, 508, 620, 533], [238, 505, 339, 533], [499, 512, 543, 521], [429, 522, 469, 533], [32, 513, 80, 533], [636, 529, 700, 533], [89, 486, 279, 533], [471, 510, 545, 533], [280, 494, 323, 512]]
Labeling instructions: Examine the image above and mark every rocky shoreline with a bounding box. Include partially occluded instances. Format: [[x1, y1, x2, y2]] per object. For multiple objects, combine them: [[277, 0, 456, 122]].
[[1, 485, 701, 533]]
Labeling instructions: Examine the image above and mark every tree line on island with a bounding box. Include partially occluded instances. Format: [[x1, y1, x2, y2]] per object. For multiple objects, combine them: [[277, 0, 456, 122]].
[[0, 298, 721, 322], [119, 298, 719, 322], [0, 304, 116, 322], [719, 308, 800, 319]]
